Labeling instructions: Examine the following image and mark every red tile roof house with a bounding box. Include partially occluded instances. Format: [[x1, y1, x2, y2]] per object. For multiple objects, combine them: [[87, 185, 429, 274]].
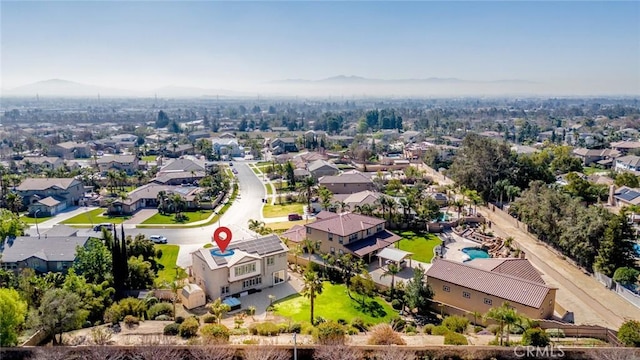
[[426, 258, 557, 320], [301, 211, 401, 262]]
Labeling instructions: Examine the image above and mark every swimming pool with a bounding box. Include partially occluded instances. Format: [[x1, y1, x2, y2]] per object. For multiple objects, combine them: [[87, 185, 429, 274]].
[[462, 247, 490, 261], [634, 243, 640, 258]]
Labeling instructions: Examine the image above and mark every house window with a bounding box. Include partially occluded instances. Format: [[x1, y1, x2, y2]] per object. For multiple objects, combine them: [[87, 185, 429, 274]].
[[330, 247, 335, 254], [442, 285, 450, 292], [315, 242, 321, 250], [242, 276, 262, 289], [306, 227, 311, 234], [221, 286, 229, 295], [339, 236, 343, 244], [463, 291, 471, 299], [273, 270, 285, 285], [267, 256, 275, 266], [234, 262, 257, 277], [484, 298, 492, 306], [338, 249, 344, 255], [349, 233, 358, 242], [328, 233, 333, 241], [376, 225, 383, 232]]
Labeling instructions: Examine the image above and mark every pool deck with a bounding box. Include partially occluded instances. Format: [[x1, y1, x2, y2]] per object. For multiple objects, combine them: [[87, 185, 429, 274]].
[[437, 231, 481, 263]]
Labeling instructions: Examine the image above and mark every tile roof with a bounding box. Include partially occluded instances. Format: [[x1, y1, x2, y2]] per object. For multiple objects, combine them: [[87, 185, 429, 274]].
[[318, 171, 373, 185], [308, 159, 338, 173], [160, 159, 205, 173], [194, 234, 288, 270], [42, 225, 79, 237], [96, 155, 137, 164], [616, 155, 640, 167], [0, 236, 89, 263], [344, 230, 402, 257], [280, 225, 306, 244], [36, 196, 62, 207], [465, 258, 545, 284], [426, 259, 555, 309], [306, 211, 385, 236], [17, 178, 80, 191]]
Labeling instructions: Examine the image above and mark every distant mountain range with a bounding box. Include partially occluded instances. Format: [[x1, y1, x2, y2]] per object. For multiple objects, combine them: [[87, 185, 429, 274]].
[[2, 76, 552, 98], [2, 79, 251, 98], [269, 75, 536, 85]]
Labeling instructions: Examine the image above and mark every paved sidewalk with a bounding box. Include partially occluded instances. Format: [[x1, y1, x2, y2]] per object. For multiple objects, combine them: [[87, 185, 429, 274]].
[[27, 206, 99, 229], [123, 209, 157, 224]]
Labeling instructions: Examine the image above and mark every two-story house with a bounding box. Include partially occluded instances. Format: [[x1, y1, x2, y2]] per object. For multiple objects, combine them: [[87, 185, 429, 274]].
[[303, 211, 401, 261], [17, 157, 65, 173], [96, 155, 140, 175], [615, 155, 640, 175], [271, 138, 298, 154], [211, 138, 242, 158], [318, 171, 375, 194], [191, 235, 289, 302], [308, 159, 339, 179], [50, 141, 92, 159], [16, 178, 84, 216], [0, 235, 90, 273]]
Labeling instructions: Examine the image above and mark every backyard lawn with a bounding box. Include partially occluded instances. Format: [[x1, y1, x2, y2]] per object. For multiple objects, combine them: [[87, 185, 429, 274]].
[[267, 219, 315, 230], [582, 166, 607, 175], [154, 244, 186, 284], [141, 155, 157, 162], [274, 282, 396, 324], [396, 231, 442, 263], [263, 202, 305, 218], [61, 208, 129, 225], [20, 214, 54, 224], [141, 210, 213, 225]]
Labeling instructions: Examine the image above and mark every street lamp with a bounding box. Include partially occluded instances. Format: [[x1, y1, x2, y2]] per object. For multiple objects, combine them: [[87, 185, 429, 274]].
[[215, 211, 221, 228], [34, 209, 41, 238]]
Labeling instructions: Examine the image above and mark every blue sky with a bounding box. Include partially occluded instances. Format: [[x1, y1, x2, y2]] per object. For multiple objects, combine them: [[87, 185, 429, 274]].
[[1, 1, 639, 94]]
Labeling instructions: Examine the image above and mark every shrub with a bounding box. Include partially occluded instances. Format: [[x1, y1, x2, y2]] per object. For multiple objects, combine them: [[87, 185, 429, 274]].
[[175, 316, 185, 324], [315, 321, 346, 345], [432, 325, 450, 336], [618, 320, 640, 347], [118, 298, 148, 319], [145, 296, 159, 306], [337, 318, 348, 326], [444, 331, 468, 345], [201, 324, 230, 344], [522, 328, 550, 347], [423, 324, 435, 335], [545, 328, 565, 338], [203, 243, 213, 249], [442, 315, 469, 334], [351, 318, 368, 332], [390, 317, 406, 332], [277, 323, 289, 334], [179, 317, 200, 338], [253, 322, 279, 336], [474, 326, 483, 333], [104, 303, 123, 324], [347, 327, 359, 335], [289, 323, 302, 334], [230, 328, 249, 336], [163, 323, 180, 336], [156, 249, 163, 258], [124, 315, 139, 328], [242, 338, 259, 345], [314, 316, 326, 325], [367, 324, 406, 345], [488, 324, 501, 335], [203, 315, 216, 324], [147, 302, 173, 320], [404, 324, 417, 334], [300, 322, 315, 335], [155, 315, 172, 321], [391, 299, 402, 310], [613, 267, 640, 286]]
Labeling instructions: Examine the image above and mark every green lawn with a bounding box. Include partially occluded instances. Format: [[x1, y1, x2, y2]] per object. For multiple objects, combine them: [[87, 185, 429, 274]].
[[582, 166, 607, 175], [256, 161, 271, 167], [141, 155, 157, 162], [20, 214, 54, 224], [61, 208, 129, 225], [154, 244, 187, 285], [396, 231, 442, 263], [141, 210, 213, 225], [251, 167, 261, 175], [263, 202, 305, 218], [273, 282, 397, 324], [266, 183, 274, 196]]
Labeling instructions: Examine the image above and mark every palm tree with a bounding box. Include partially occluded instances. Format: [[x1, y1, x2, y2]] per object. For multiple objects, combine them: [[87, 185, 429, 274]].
[[302, 270, 324, 325], [207, 298, 231, 324], [106, 170, 118, 195], [300, 177, 316, 213], [484, 305, 507, 346], [301, 238, 316, 255], [248, 219, 265, 232], [469, 311, 483, 327], [156, 190, 168, 215], [171, 193, 185, 218], [484, 302, 518, 346], [291, 244, 303, 270], [380, 263, 401, 298], [5, 192, 23, 214]]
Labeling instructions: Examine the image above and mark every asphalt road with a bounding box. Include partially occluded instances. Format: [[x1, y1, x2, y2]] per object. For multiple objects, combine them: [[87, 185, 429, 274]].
[[78, 161, 266, 267]]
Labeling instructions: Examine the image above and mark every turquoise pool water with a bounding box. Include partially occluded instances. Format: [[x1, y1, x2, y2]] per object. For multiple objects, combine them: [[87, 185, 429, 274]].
[[462, 247, 490, 261], [634, 243, 640, 257], [439, 212, 453, 222]]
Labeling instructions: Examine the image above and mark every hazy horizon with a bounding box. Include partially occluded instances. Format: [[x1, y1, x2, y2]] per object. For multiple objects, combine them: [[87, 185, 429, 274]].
[[1, 1, 639, 96]]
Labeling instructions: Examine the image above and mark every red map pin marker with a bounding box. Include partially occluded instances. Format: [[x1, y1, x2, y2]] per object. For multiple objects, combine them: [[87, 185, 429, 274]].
[[213, 227, 232, 253]]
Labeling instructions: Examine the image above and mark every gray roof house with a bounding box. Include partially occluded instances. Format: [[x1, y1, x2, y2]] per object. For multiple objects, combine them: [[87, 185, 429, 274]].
[[191, 234, 289, 302], [0, 236, 90, 273], [16, 178, 84, 216], [308, 159, 339, 179]]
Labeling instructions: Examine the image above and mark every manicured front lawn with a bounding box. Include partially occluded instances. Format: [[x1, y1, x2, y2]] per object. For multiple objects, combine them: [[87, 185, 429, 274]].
[[61, 208, 129, 225], [396, 231, 442, 263], [141, 210, 213, 225], [267, 219, 315, 230], [141, 155, 157, 162], [274, 282, 396, 324], [154, 244, 186, 285], [266, 183, 274, 196], [20, 214, 54, 224], [263, 202, 305, 218], [582, 166, 607, 175]]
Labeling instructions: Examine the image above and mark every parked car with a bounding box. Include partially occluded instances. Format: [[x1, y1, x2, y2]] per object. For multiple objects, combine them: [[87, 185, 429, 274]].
[[93, 223, 112, 232], [232, 168, 238, 174], [229, 162, 233, 166], [150, 235, 168, 244], [288, 213, 303, 221]]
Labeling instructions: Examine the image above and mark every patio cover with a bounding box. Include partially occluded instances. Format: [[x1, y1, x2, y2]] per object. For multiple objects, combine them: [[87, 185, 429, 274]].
[[377, 247, 413, 263]]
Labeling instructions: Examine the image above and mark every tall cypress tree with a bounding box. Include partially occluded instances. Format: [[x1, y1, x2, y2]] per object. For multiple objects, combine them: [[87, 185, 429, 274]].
[[120, 224, 129, 290]]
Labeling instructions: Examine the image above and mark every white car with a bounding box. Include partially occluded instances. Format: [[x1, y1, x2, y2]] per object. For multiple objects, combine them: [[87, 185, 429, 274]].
[[150, 235, 168, 244]]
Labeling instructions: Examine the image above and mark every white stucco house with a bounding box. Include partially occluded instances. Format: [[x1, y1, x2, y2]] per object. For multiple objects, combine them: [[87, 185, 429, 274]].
[[190, 234, 289, 302]]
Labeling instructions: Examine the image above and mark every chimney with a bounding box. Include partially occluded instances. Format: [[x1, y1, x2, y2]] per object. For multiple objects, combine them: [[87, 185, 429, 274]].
[[608, 184, 616, 207]]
